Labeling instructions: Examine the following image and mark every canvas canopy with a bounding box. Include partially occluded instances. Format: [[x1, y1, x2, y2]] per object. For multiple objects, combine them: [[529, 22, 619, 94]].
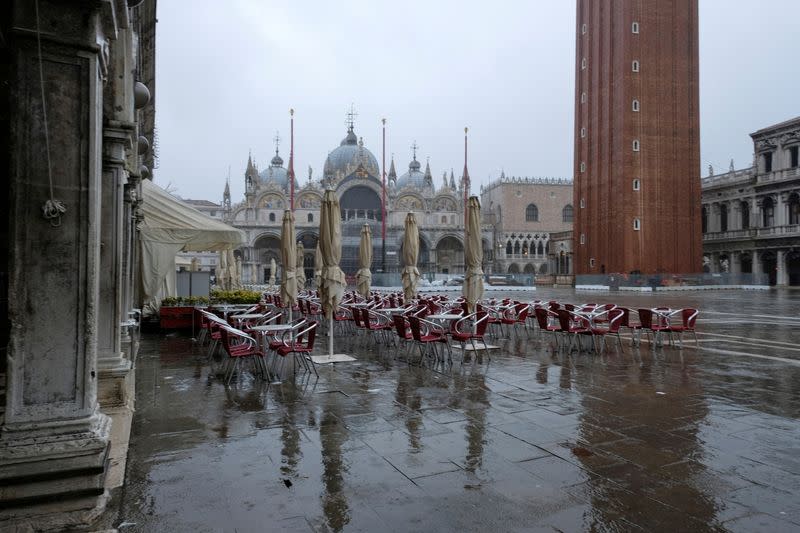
[[139, 179, 245, 313]]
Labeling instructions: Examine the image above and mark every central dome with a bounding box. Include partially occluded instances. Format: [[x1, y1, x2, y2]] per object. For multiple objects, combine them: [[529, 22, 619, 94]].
[[259, 149, 298, 190], [323, 127, 380, 182]]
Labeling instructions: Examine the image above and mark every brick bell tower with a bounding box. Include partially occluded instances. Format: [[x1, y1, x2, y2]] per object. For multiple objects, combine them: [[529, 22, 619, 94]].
[[573, 0, 702, 275]]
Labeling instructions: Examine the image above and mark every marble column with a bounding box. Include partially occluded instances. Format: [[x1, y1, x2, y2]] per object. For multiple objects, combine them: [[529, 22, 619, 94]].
[[1, 0, 113, 522], [776, 250, 788, 286]]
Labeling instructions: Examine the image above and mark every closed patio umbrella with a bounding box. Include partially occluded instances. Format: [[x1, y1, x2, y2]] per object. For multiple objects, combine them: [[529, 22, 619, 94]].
[[235, 256, 242, 288], [356, 224, 372, 299], [401, 212, 420, 301], [314, 242, 323, 290], [280, 210, 297, 310], [269, 257, 277, 287], [296, 242, 306, 291], [463, 196, 484, 314], [227, 249, 238, 289], [218, 250, 228, 289], [316, 189, 354, 363]]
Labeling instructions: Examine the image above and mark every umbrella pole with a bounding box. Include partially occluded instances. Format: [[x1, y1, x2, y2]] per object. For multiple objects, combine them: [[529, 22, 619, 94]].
[[329, 313, 334, 358]]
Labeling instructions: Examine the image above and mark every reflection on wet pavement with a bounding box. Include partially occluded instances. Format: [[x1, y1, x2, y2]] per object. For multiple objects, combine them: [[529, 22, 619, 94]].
[[102, 290, 800, 532]]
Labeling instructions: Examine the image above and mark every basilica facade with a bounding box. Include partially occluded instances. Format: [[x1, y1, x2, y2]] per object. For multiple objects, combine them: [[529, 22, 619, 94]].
[[224, 123, 495, 284]]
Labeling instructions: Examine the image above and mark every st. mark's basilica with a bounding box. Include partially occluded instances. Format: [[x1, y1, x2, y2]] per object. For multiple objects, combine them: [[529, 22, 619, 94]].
[[222, 116, 495, 284]]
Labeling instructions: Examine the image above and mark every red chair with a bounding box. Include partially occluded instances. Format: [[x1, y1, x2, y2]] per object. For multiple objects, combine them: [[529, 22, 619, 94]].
[[363, 308, 394, 345], [557, 310, 592, 352], [637, 309, 671, 348], [668, 308, 699, 347], [589, 308, 625, 352], [449, 311, 490, 364], [408, 315, 450, 365], [617, 307, 643, 345], [219, 325, 266, 384], [276, 321, 319, 377], [534, 308, 562, 347], [392, 314, 414, 357]]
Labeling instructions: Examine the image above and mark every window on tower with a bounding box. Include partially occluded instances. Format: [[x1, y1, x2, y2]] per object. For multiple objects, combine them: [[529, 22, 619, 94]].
[[632, 99, 640, 112], [308, 213, 313, 223], [582, 23, 587, 34], [581, 58, 587, 70], [632, 22, 639, 33], [580, 198, 585, 208], [580, 127, 586, 138], [580, 162, 586, 172], [633, 140, 640, 152], [633, 218, 641, 231], [632, 60, 640, 72], [581, 92, 587, 103], [525, 204, 539, 222], [633, 179, 641, 191], [580, 233, 585, 245], [269, 212, 276, 222]]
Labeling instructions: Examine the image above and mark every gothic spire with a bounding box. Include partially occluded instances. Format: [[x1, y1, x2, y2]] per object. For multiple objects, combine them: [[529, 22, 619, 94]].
[[388, 155, 397, 181]]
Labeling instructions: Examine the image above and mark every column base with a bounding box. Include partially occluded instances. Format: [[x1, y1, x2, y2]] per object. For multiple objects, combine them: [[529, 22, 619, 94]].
[[97, 356, 132, 410], [0, 412, 111, 523]]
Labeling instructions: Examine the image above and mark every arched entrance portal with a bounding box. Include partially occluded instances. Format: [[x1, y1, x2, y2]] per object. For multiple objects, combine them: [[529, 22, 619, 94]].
[[253, 235, 281, 284], [761, 251, 777, 285], [787, 251, 800, 286], [435, 236, 464, 274]]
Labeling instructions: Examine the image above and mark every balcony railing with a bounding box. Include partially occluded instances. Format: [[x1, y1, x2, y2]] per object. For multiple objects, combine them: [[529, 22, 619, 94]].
[[704, 224, 800, 241], [756, 167, 800, 185]]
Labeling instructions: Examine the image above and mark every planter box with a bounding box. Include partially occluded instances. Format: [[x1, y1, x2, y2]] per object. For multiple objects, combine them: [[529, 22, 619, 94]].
[[160, 306, 201, 330]]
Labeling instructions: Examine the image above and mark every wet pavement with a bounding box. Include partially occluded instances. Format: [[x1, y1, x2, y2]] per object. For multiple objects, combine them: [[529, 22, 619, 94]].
[[99, 289, 800, 532]]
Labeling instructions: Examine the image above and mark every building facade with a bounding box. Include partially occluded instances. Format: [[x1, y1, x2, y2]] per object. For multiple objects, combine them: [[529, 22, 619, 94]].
[[225, 121, 494, 284], [701, 116, 800, 286], [573, 0, 702, 275], [480, 175, 573, 276]]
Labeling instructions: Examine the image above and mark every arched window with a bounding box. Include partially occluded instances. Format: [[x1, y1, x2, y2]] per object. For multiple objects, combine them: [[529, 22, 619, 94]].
[[720, 204, 728, 232], [581, 58, 587, 70], [632, 99, 640, 112], [537, 242, 544, 256], [506, 241, 512, 255], [522, 242, 529, 256], [581, 92, 587, 103], [514, 241, 521, 255], [632, 140, 640, 152], [632, 60, 640, 72], [525, 204, 539, 222], [701, 206, 708, 233], [269, 212, 276, 222], [307, 213, 313, 223], [762, 197, 775, 227], [632, 22, 640, 34], [740, 201, 750, 229], [441, 216, 447, 224], [562, 204, 574, 223], [789, 193, 800, 225]]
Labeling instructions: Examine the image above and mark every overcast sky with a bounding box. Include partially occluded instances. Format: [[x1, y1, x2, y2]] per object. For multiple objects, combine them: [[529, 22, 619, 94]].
[[154, 1, 799, 203]]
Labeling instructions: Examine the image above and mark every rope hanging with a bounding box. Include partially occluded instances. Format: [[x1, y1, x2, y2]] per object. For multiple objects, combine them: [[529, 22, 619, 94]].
[[35, 0, 66, 227]]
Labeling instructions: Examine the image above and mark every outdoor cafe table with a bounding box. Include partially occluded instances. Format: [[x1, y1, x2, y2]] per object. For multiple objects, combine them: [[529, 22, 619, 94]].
[[375, 307, 408, 315], [249, 323, 294, 352]]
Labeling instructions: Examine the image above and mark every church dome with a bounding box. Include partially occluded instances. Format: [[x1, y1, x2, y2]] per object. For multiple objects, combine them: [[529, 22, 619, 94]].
[[323, 127, 380, 182], [396, 157, 427, 190], [259, 150, 297, 190]]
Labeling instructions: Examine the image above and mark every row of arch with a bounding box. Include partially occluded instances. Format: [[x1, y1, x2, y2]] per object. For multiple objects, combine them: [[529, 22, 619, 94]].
[[702, 192, 800, 232], [507, 263, 549, 274]]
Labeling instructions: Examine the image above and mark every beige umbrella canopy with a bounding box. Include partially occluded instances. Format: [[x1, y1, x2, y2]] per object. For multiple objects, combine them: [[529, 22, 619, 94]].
[[296, 242, 306, 291], [319, 190, 346, 319], [280, 210, 297, 308], [462, 196, 485, 313], [313, 242, 323, 290], [401, 212, 421, 301], [356, 224, 373, 299], [269, 257, 277, 287]]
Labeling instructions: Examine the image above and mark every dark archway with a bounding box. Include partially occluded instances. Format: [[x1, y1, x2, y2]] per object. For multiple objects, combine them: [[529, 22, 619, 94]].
[[508, 263, 520, 274], [761, 251, 777, 285], [340, 185, 381, 220], [740, 253, 752, 274], [787, 251, 800, 286], [253, 235, 281, 283]]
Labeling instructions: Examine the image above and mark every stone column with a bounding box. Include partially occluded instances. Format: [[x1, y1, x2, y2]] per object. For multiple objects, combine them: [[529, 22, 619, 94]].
[[97, 126, 133, 409], [1, 1, 113, 523], [730, 251, 741, 274], [776, 250, 788, 286]]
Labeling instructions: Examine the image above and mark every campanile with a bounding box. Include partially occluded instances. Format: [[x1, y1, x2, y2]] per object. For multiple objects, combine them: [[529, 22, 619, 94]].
[[573, 0, 702, 275]]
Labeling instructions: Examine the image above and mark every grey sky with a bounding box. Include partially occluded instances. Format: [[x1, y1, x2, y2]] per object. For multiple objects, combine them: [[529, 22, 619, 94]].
[[154, 1, 799, 203]]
